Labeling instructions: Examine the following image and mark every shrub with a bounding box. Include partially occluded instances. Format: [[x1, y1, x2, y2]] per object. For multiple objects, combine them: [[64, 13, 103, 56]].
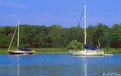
[[67, 40, 83, 50]]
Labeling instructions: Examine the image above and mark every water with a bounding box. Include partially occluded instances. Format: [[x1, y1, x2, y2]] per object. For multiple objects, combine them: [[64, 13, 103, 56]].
[[0, 54, 121, 76]]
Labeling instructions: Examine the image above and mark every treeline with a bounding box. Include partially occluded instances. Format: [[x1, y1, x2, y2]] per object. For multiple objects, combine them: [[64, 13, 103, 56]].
[[0, 23, 121, 48]]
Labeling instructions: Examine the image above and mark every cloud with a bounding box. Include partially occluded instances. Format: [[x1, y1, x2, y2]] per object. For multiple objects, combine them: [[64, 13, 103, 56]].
[[0, 0, 28, 8]]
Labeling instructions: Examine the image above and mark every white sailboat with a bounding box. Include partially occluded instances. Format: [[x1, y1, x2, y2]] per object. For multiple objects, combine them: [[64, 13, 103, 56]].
[[8, 22, 35, 55], [69, 0, 104, 56]]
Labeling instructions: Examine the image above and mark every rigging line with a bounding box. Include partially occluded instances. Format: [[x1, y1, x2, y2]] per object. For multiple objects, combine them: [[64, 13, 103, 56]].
[[74, 8, 84, 40], [8, 25, 18, 52], [77, 8, 84, 27]]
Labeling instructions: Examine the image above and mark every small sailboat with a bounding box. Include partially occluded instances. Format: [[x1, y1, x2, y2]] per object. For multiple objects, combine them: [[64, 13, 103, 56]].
[[8, 22, 35, 55], [69, 0, 104, 56]]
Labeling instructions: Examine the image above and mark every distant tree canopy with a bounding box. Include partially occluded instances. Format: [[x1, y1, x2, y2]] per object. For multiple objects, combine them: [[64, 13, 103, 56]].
[[0, 23, 121, 48]]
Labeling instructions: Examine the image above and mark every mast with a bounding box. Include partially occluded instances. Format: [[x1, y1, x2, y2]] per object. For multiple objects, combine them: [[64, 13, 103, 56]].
[[84, 0, 87, 45], [17, 21, 20, 48], [7, 24, 18, 52]]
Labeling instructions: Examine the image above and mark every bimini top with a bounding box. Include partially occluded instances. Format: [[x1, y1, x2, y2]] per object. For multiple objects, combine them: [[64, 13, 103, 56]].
[[18, 47, 32, 51]]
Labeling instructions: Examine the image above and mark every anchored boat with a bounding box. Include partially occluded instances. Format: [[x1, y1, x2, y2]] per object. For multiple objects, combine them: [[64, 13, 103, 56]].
[[69, 0, 104, 56], [8, 22, 35, 55]]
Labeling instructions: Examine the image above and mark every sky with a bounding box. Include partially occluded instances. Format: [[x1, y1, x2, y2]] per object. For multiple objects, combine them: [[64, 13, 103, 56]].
[[0, 0, 121, 27]]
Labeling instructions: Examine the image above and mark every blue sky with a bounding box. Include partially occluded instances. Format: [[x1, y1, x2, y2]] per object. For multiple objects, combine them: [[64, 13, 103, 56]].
[[0, 0, 121, 27]]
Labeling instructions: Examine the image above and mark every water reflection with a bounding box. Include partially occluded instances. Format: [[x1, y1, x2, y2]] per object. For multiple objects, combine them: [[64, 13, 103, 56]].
[[84, 64, 87, 76], [0, 54, 121, 76], [0, 64, 121, 76], [17, 56, 19, 76]]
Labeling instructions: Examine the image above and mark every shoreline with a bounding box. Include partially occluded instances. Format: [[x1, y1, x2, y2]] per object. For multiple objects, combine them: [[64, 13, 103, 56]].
[[0, 48, 121, 54]]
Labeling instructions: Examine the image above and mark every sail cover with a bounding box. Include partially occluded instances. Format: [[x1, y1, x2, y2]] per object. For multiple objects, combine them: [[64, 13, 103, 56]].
[[84, 45, 101, 50], [18, 47, 32, 51], [84, 45, 90, 49]]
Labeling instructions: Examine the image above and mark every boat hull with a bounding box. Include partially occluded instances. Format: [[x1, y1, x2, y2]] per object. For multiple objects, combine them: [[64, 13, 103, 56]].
[[8, 51, 35, 55], [69, 50, 104, 56]]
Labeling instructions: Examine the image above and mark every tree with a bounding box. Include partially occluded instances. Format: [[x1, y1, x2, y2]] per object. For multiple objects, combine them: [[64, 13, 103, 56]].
[[0, 23, 121, 49], [48, 25, 62, 47], [110, 24, 121, 48], [91, 23, 110, 47], [67, 40, 83, 50]]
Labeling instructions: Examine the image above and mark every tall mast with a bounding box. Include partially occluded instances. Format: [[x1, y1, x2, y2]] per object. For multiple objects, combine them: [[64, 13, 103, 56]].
[[17, 21, 20, 48], [84, 0, 87, 45]]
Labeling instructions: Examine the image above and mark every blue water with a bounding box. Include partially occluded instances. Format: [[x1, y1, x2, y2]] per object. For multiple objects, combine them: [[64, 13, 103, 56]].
[[0, 54, 121, 76]]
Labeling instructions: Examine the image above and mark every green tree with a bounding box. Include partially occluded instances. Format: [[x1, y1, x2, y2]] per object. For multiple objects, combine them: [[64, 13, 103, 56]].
[[110, 24, 121, 48], [48, 25, 62, 47], [67, 40, 83, 50], [91, 23, 110, 47]]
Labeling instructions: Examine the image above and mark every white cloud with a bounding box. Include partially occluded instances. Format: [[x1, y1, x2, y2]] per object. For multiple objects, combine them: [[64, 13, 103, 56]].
[[0, 0, 29, 8]]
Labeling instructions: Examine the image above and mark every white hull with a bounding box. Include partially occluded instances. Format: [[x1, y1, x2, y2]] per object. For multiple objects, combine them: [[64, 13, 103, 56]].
[[69, 1, 105, 56], [69, 50, 104, 56], [8, 50, 35, 55], [7, 23, 35, 55]]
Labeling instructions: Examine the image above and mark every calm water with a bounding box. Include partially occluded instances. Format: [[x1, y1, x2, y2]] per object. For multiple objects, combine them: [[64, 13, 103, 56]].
[[0, 54, 121, 76]]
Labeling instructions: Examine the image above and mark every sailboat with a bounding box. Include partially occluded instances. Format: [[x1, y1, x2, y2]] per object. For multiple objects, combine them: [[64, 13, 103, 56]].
[[69, 0, 104, 56], [8, 22, 35, 55]]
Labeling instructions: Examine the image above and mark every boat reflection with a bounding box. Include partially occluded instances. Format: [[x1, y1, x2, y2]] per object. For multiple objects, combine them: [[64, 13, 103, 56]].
[[16, 55, 19, 76]]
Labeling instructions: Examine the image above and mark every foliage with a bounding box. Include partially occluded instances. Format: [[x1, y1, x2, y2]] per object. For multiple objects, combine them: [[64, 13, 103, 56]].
[[103, 47, 121, 54], [110, 24, 121, 48], [67, 40, 83, 50], [0, 48, 8, 54], [35, 48, 68, 53], [0, 23, 121, 49]]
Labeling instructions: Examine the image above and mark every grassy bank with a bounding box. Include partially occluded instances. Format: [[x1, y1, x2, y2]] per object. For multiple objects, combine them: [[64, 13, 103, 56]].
[[0, 48, 68, 54], [0, 48, 121, 54], [34, 48, 68, 54], [0, 49, 8, 54], [103, 48, 121, 54]]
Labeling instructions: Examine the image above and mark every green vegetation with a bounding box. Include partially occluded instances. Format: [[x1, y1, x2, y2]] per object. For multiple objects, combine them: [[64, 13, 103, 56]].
[[35, 48, 68, 54], [0, 49, 8, 54], [103, 48, 121, 54], [0, 48, 68, 54], [67, 40, 83, 50], [0, 48, 121, 54], [0, 23, 121, 54]]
